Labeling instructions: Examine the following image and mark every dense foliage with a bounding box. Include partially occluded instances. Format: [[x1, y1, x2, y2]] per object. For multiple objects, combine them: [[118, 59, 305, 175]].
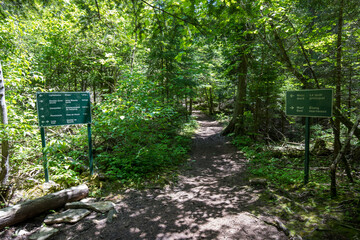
[[0, 0, 359, 209], [0, 0, 200, 195], [0, 0, 359, 238]]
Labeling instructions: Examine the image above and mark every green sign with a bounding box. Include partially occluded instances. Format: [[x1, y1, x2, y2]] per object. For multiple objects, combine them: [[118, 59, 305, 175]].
[[286, 89, 333, 117], [37, 92, 91, 127], [37, 92, 94, 182]]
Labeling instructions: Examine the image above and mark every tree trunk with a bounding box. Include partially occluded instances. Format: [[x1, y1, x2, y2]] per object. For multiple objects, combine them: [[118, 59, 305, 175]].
[[93, 82, 97, 106], [342, 156, 354, 183], [189, 96, 193, 115], [209, 87, 214, 115], [0, 62, 9, 185], [348, 64, 353, 117], [130, 0, 138, 73], [223, 53, 248, 135], [330, 115, 360, 197], [254, 96, 261, 134], [269, 23, 310, 89], [94, 0, 101, 20], [333, 0, 344, 157], [260, 17, 360, 141], [331, 0, 353, 184], [0, 184, 89, 229], [333, 107, 360, 140]]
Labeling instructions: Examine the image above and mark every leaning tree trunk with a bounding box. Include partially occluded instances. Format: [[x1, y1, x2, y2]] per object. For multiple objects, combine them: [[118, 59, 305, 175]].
[[260, 14, 360, 141], [0, 62, 9, 185], [330, 115, 360, 197]]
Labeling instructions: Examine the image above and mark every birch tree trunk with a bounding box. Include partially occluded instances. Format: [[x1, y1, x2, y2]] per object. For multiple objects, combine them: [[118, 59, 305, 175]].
[[0, 62, 9, 185]]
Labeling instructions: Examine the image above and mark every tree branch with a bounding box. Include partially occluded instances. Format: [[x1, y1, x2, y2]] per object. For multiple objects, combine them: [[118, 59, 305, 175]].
[[284, 16, 321, 88], [269, 22, 310, 88], [139, 0, 206, 35], [94, 0, 101, 20]]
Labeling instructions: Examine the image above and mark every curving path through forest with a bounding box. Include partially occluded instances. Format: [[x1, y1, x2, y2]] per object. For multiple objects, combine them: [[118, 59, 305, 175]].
[[50, 111, 287, 239], [1, 111, 287, 239]]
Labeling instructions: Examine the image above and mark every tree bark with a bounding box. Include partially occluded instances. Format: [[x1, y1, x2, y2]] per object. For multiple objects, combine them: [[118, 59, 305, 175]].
[[223, 53, 248, 135], [333, 0, 344, 157], [348, 65, 352, 117], [332, 0, 354, 184], [189, 88, 193, 115], [208, 87, 214, 115], [94, 0, 101, 20], [0, 184, 89, 229], [0, 62, 9, 185], [330, 115, 360, 197], [130, 0, 138, 73], [333, 107, 360, 140]]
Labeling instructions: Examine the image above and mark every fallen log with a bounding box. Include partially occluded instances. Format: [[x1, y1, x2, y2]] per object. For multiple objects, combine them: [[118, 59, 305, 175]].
[[0, 184, 88, 229]]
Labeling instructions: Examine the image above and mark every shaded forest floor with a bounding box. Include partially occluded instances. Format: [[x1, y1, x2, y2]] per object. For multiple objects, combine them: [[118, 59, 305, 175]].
[[1, 111, 287, 239], [51, 111, 286, 239], [2, 112, 359, 239]]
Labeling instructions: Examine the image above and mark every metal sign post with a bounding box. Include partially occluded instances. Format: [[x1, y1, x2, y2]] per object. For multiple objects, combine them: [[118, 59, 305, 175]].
[[40, 127, 49, 182], [87, 123, 94, 175], [304, 117, 310, 184], [286, 89, 333, 184], [36, 92, 93, 182]]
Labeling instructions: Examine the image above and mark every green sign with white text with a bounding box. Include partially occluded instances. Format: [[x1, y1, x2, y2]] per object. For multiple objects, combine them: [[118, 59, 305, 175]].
[[37, 92, 94, 182], [37, 92, 91, 127], [286, 89, 333, 118]]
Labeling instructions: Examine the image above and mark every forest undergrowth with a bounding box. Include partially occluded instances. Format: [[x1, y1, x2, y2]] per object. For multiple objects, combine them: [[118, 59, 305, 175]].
[[232, 133, 360, 239], [0, 2, 360, 238], [4, 93, 198, 206]]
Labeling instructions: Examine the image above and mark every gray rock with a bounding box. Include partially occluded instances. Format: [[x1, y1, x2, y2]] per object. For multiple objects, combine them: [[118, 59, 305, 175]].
[[14, 229, 30, 237], [80, 197, 97, 203], [44, 209, 91, 224], [65, 201, 115, 213], [29, 227, 59, 240], [106, 208, 117, 223], [249, 178, 268, 187]]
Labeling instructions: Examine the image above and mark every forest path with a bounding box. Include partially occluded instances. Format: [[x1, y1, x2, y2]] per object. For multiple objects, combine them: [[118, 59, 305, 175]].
[[0, 111, 277, 240], [50, 111, 287, 239]]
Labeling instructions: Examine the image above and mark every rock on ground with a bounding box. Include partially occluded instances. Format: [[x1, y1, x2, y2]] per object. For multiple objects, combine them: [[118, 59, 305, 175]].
[[44, 209, 91, 224]]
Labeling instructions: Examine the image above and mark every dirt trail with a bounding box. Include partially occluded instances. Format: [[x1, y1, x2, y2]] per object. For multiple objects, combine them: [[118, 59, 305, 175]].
[[3, 112, 288, 239], [52, 112, 287, 239]]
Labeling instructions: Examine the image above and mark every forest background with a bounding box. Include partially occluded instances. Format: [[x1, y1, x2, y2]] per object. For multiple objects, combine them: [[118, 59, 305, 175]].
[[0, 0, 360, 235]]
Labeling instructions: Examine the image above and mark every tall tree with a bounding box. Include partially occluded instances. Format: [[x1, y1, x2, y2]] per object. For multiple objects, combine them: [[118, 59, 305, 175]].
[[223, 47, 249, 135], [256, 0, 360, 141], [333, 0, 344, 156], [0, 62, 9, 185], [212, 1, 255, 135]]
